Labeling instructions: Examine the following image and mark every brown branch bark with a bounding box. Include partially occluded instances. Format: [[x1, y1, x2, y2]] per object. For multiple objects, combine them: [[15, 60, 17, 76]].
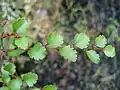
[[0, 33, 20, 38]]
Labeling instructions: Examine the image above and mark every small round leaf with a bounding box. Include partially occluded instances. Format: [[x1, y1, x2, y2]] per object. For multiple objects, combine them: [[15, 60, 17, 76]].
[[12, 18, 29, 34], [21, 72, 38, 87], [74, 33, 90, 49], [47, 31, 63, 47], [103, 45, 115, 57], [3, 62, 16, 75], [86, 50, 100, 64], [59, 45, 77, 62], [28, 43, 47, 60], [95, 35, 107, 48]]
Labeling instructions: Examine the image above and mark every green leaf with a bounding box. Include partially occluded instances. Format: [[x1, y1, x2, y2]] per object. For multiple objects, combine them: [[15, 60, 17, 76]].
[[21, 72, 38, 87], [8, 79, 22, 90], [3, 63, 16, 75], [42, 85, 57, 90], [86, 50, 100, 64], [47, 31, 63, 47], [0, 87, 9, 90], [1, 65, 11, 84], [59, 45, 77, 62], [103, 45, 115, 57], [12, 18, 29, 34], [95, 35, 107, 48], [9, 38, 16, 49], [2, 74, 11, 84], [74, 33, 90, 49], [7, 49, 24, 56], [28, 43, 47, 60], [29, 87, 40, 90], [15, 36, 29, 49], [1, 67, 9, 77]]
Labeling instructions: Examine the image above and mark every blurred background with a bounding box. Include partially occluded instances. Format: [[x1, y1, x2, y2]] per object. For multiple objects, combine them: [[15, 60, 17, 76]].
[[0, 0, 120, 90]]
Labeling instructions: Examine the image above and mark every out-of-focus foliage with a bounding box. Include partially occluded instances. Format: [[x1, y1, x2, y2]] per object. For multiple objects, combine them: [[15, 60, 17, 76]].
[[0, 0, 24, 20]]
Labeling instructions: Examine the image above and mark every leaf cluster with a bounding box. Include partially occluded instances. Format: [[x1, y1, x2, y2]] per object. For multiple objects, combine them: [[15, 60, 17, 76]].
[[0, 62, 57, 90], [0, 18, 116, 64]]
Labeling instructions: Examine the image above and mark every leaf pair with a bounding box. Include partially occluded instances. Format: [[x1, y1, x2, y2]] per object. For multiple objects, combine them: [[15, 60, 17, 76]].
[[95, 35, 115, 57], [7, 18, 29, 56], [28, 31, 63, 61], [86, 35, 115, 64], [47, 32, 90, 49]]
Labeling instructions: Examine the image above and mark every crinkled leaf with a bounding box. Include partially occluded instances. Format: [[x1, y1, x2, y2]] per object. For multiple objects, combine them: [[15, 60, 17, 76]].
[[7, 49, 24, 56], [8, 79, 22, 90], [47, 31, 63, 47], [28, 43, 47, 60], [3, 62, 16, 75], [15, 36, 29, 49], [103, 45, 115, 57], [42, 85, 57, 90], [95, 35, 107, 48], [59, 45, 77, 62], [12, 18, 29, 34], [29, 87, 40, 90], [21, 72, 38, 87], [86, 50, 100, 64], [0, 87, 9, 90], [74, 33, 90, 49]]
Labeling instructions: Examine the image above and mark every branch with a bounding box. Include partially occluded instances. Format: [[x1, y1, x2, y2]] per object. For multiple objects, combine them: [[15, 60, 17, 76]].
[[0, 33, 20, 38]]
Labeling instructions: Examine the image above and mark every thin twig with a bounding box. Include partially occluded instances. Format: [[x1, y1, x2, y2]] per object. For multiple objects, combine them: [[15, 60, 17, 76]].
[[0, 33, 20, 38]]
